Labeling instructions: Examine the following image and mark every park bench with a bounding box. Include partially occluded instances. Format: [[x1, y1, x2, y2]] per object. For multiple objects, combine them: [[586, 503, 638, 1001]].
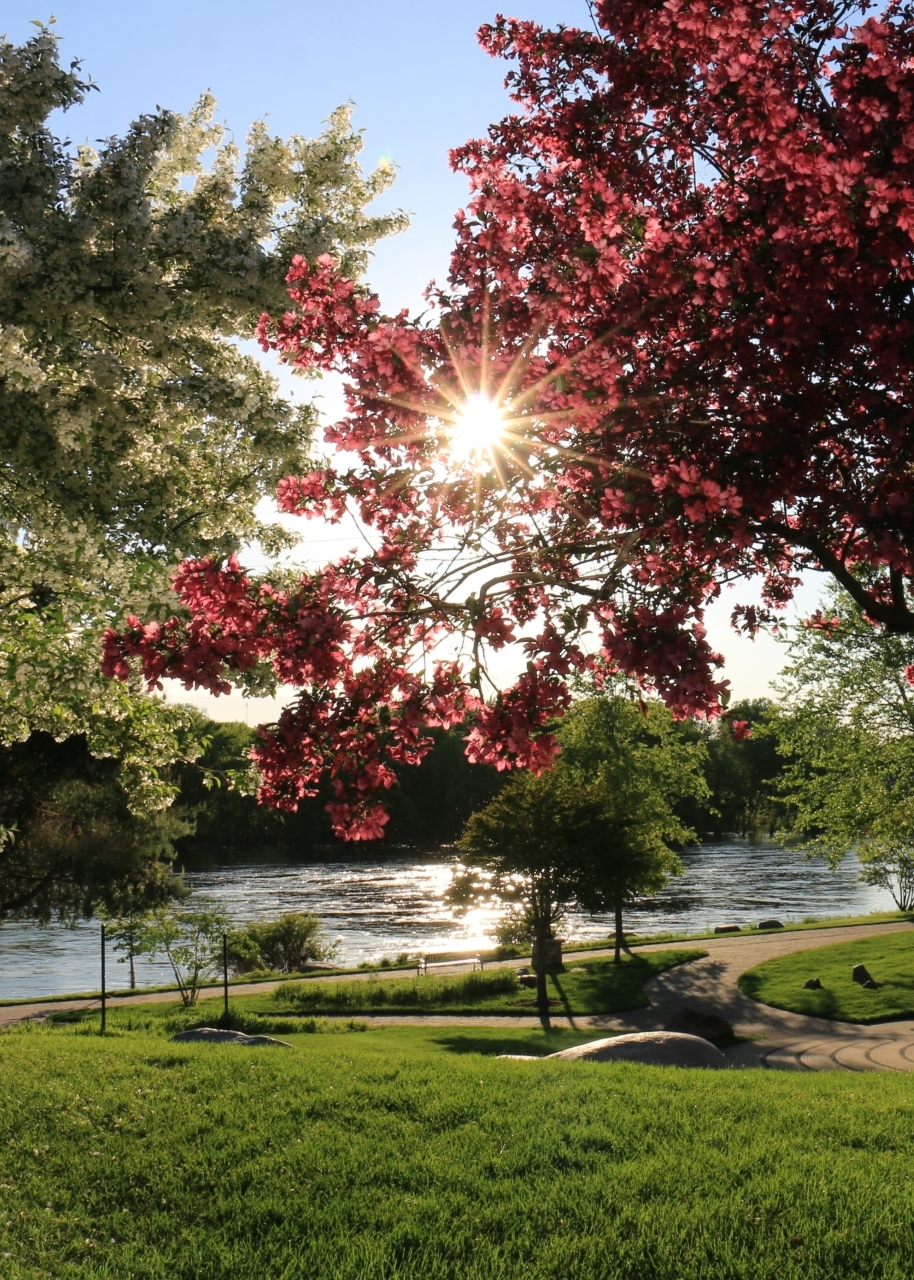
[[417, 952, 483, 976]]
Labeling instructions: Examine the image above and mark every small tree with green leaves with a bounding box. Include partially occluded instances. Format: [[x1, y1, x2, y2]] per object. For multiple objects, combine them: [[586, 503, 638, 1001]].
[[453, 766, 608, 1026], [103, 912, 155, 990], [138, 904, 229, 1006], [555, 695, 708, 961], [453, 694, 707, 1026]]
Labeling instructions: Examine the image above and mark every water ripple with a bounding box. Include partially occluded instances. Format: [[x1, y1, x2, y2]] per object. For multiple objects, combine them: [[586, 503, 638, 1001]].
[[0, 842, 895, 999]]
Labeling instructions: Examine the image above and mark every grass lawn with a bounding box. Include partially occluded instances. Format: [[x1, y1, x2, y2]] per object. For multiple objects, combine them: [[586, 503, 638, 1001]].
[[2, 1022, 914, 1279], [738, 929, 914, 1023], [48, 951, 706, 1038], [265, 950, 706, 1019]]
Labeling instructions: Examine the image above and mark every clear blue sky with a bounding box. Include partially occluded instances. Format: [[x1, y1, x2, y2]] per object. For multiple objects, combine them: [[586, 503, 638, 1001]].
[[2, 1, 590, 310], [2, 0, 824, 716]]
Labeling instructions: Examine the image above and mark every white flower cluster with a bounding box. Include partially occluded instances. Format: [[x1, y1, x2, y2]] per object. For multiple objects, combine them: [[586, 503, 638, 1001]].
[[0, 25, 408, 802]]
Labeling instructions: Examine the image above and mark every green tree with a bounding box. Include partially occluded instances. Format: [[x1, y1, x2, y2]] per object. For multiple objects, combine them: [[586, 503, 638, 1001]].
[[774, 588, 914, 910], [675, 700, 788, 838], [137, 903, 230, 1006], [558, 696, 708, 959], [0, 732, 191, 921], [102, 909, 160, 990], [452, 766, 609, 1027], [452, 694, 707, 1025], [0, 24, 404, 910]]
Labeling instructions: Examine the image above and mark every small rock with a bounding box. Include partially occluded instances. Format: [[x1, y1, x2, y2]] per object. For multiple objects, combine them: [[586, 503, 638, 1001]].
[[665, 1008, 734, 1042], [802, 978, 822, 990], [548, 1032, 728, 1069], [713, 924, 742, 934], [852, 964, 873, 985], [758, 919, 784, 930], [170, 1027, 292, 1047], [863, 978, 880, 990]]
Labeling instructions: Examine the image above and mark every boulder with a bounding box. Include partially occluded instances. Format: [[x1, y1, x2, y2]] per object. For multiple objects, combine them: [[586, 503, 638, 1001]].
[[802, 977, 822, 990], [547, 1032, 729, 1069], [664, 1008, 734, 1042], [758, 919, 784, 930], [171, 1027, 292, 1047], [714, 924, 742, 934], [852, 964, 873, 985]]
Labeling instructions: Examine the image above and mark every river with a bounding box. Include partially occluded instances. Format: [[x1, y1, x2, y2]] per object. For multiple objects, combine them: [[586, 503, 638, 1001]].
[[0, 841, 897, 1000]]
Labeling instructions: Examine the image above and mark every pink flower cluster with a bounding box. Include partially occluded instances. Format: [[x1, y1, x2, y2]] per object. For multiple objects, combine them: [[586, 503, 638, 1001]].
[[104, 3, 914, 834]]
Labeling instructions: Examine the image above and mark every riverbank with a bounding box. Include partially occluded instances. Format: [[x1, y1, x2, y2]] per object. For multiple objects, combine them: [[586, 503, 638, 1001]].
[[0, 841, 897, 998], [2, 907, 910, 1010]]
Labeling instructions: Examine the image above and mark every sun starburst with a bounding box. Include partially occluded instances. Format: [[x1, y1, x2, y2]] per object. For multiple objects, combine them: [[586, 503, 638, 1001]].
[[447, 393, 507, 467]]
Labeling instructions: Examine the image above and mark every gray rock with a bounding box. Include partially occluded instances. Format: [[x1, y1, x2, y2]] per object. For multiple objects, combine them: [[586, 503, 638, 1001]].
[[495, 1054, 540, 1060], [802, 977, 822, 990], [547, 1032, 729, 1069], [758, 919, 784, 930], [714, 924, 742, 934], [863, 978, 880, 990], [171, 1027, 292, 1047], [664, 1008, 734, 1042], [852, 964, 873, 985]]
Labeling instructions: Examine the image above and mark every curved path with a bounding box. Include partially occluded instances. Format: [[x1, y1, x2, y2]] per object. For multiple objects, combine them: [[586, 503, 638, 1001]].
[[600, 921, 914, 1072], [3, 920, 913, 1071]]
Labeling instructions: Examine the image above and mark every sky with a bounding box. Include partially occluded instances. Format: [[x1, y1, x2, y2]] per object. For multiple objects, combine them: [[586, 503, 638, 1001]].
[[3, 0, 827, 722]]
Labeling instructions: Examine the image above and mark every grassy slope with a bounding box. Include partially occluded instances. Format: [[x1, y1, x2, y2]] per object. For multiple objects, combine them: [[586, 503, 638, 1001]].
[[1, 1025, 914, 1279], [738, 930, 914, 1023]]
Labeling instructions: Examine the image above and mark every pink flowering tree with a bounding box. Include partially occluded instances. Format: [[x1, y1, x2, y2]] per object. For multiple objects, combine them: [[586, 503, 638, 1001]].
[[105, 1, 914, 837]]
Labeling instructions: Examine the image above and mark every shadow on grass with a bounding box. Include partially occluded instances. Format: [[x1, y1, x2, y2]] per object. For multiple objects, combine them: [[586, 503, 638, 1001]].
[[549, 974, 579, 1028], [548, 953, 677, 1016], [739, 971, 842, 1020], [432, 1030, 588, 1057]]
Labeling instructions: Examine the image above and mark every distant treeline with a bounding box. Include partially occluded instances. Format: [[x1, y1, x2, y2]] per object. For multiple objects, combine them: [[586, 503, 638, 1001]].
[[175, 698, 789, 858]]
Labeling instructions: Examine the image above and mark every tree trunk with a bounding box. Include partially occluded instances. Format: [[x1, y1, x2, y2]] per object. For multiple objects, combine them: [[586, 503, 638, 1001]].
[[614, 899, 623, 965], [533, 919, 552, 1030], [129, 951, 136, 990]]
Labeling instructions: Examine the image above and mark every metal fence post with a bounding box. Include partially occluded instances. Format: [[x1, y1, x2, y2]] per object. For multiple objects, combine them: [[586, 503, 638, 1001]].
[[100, 923, 106, 1035], [223, 932, 229, 1019]]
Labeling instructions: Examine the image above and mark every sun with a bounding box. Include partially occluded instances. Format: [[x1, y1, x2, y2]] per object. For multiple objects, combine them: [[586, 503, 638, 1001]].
[[448, 393, 506, 466]]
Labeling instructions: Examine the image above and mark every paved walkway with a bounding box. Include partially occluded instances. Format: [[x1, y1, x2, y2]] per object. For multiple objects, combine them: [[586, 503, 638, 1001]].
[[3, 921, 913, 1071], [587, 921, 914, 1072]]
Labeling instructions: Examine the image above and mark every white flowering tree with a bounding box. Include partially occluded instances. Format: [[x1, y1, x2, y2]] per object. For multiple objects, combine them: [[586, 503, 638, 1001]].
[[0, 23, 406, 914]]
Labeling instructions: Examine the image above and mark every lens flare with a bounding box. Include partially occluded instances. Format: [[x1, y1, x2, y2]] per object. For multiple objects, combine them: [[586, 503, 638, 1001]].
[[448, 394, 506, 466]]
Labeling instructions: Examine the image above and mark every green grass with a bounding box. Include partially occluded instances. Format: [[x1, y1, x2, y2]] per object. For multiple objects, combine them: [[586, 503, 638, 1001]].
[[44, 951, 704, 1039], [4, 910, 911, 1010], [267, 950, 705, 1019], [2, 1024, 914, 1278], [738, 929, 914, 1023]]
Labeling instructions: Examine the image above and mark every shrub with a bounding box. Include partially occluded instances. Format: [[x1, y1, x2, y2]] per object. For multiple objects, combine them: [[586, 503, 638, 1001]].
[[227, 912, 338, 974]]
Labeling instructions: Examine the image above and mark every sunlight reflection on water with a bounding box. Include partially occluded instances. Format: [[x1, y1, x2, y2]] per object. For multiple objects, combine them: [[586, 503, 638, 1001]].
[[0, 841, 896, 999]]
